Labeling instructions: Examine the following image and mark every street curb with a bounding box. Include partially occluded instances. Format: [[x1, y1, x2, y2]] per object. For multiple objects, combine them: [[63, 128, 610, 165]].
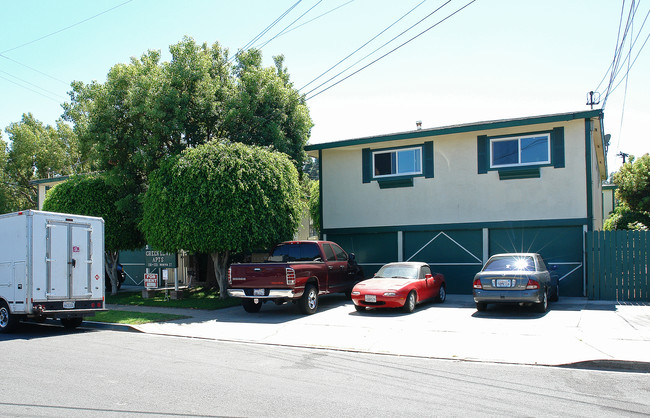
[[82, 321, 142, 333], [558, 359, 650, 373]]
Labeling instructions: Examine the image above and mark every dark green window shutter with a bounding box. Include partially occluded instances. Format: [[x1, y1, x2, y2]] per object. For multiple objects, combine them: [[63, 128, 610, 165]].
[[477, 135, 488, 174], [552, 127, 565, 168], [362, 148, 371, 183], [423, 141, 434, 178]]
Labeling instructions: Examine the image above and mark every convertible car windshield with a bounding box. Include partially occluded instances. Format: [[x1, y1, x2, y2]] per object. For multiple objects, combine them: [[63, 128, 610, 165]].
[[376, 265, 419, 279], [483, 256, 535, 272]]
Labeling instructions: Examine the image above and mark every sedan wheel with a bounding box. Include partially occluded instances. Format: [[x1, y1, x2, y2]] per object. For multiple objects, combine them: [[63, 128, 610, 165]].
[[535, 290, 548, 313], [403, 291, 416, 313]]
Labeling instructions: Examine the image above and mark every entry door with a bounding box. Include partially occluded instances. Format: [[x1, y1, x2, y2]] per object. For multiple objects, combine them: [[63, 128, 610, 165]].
[[47, 221, 93, 299]]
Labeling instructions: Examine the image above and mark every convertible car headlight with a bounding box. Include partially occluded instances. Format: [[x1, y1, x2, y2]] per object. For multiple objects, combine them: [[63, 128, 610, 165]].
[[351, 291, 360, 295], [383, 292, 397, 297]]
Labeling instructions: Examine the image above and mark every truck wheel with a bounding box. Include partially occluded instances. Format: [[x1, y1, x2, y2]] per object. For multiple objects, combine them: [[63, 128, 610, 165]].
[[0, 301, 19, 333], [60, 317, 83, 329], [299, 284, 318, 315], [242, 299, 262, 313]]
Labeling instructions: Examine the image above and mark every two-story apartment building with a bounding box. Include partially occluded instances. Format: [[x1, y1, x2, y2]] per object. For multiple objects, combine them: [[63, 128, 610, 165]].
[[306, 110, 607, 297]]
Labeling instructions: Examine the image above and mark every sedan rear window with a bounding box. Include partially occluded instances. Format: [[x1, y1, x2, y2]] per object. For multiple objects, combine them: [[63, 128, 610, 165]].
[[483, 256, 535, 272]]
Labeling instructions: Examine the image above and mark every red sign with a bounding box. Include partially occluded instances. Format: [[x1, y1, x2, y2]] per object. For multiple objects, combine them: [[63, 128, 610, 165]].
[[144, 273, 158, 289], [73, 246, 80, 253]]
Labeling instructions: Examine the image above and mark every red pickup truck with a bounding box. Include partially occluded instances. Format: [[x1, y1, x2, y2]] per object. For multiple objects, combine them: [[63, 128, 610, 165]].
[[227, 240, 364, 314]]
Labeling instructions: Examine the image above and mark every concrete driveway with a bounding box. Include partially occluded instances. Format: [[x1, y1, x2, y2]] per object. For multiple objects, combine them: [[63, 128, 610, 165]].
[[106, 294, 650, 370]]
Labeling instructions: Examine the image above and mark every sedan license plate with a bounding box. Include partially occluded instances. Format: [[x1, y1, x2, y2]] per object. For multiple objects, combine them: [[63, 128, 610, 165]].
[[496, 279, 512, 288], [364, 294, 377, 303], [63, 301, 75, 309], [253, 289, 265, 296]]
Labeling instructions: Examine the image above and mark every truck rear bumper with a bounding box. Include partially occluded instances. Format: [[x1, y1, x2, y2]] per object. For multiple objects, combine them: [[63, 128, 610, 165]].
[[227, 289, 297, 299]]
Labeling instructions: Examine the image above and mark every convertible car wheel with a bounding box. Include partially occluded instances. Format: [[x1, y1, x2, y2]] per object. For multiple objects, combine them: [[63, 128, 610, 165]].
[[403, 291, 416, 313]]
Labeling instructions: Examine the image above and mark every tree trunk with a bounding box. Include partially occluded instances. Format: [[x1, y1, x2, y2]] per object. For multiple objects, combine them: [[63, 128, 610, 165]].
[[210, 251, 230, 299], [104, 251, 119, 295]]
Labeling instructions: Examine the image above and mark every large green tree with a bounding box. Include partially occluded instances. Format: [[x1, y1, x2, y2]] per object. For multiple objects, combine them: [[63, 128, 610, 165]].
[[42, 175, 144, 294], [141, 141, 304, 297], [604, 154, 650, 230], [63, 36, 311, 191], [2, 113, 87, 210]]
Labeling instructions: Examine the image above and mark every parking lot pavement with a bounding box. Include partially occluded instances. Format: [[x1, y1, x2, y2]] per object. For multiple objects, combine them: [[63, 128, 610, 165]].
[[105, 294, 650, 369]]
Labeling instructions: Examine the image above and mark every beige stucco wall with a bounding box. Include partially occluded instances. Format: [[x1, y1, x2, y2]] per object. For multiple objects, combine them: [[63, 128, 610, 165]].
[[321, 119, 593, 230]]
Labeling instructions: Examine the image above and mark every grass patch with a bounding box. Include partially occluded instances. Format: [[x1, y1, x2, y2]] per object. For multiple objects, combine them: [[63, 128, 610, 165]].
[[106, 286, 241, 310], [90, 310, 189, 325]]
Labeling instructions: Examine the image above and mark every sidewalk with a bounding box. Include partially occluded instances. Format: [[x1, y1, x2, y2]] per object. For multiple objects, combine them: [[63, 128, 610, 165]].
[[102, 295, 650, 371]]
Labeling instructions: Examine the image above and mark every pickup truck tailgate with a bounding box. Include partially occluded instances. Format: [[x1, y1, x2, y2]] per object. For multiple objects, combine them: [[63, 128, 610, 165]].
[[229, 263, 290, 287]]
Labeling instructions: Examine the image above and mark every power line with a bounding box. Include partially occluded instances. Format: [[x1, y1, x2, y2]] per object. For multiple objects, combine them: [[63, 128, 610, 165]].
[[299, 0, 430, 92], [230, 1, 303, 63], [307, 0, 477, 100], [304, 1, 453, 97], [280, 0, 355, 36], [0, 74, 61, 103], [0, 54, 69, 85], [0, 69, 67, 100], [254, 0, 324, 50], [0, 0, 134, 54], [602, 0, 637, 109]]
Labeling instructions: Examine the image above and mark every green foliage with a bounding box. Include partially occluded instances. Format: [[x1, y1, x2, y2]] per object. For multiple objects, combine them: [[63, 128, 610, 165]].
[[2, 113, 88, 210], [603, 203, 650, 231], [607, 154, 650, 230], [63, 37, 312, 190], [105, 287, 240, 310], [42, 174, 143, 252], [308, 180, 321, 234], [91, 310, 189, 325], [141, 141, 304, 254]]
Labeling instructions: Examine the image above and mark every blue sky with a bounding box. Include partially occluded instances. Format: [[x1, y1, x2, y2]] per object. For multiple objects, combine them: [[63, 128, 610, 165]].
[[1, 0, 648, 174]]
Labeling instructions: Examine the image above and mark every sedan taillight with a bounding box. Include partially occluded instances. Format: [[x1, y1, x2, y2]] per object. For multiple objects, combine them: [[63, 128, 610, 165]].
[[473, 278, 483, 289], [526, 279, 540, 289], [286, 268, 296, 285]]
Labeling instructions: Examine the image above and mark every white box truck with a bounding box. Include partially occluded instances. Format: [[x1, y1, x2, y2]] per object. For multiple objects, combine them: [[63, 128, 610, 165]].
[[0, 210, 106, 332]]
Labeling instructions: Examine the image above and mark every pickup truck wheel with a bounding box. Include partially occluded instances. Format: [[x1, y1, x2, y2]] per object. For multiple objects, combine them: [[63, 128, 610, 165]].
[[403, 291, 416, 313], [299, 284, 318, 315], [0, 301, 19, 333], [242, 299, 262, 313], [60, 317, 83, 329]]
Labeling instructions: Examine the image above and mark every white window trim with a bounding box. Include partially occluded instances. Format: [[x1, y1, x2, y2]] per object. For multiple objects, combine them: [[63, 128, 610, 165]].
[[372, 146, 423, 179], [490, 133, 551, 169]]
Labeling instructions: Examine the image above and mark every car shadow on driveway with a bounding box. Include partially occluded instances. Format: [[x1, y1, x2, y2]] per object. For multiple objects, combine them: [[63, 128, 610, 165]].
[[470, 303, 550, 319], [214, 294, 354, 324]]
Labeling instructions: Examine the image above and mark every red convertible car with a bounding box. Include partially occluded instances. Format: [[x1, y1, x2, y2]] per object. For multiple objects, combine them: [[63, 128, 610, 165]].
[[351, 262, 446, 313]]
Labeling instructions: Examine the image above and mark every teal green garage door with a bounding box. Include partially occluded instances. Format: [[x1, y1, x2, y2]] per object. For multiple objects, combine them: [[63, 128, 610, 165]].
[[404, 230, 484, 294], [489, 226, 584, 297], [326, 232, 398, 279]]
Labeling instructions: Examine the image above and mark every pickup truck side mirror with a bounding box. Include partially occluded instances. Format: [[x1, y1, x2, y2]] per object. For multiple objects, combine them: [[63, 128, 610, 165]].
[[349, 253, 356, 261]]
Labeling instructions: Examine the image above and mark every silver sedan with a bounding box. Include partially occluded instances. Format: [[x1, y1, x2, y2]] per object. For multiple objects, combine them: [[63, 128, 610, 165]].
[[472, 253, 559, 312]]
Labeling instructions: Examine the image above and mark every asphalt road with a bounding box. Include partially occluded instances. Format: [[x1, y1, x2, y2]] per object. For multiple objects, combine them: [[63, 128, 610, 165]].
[[1, 323, 649, 417]]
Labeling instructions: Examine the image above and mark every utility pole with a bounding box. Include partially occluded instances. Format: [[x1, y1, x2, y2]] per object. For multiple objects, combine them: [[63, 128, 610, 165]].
[[618, 151, 629, 164], [586, 91, 600, 109]]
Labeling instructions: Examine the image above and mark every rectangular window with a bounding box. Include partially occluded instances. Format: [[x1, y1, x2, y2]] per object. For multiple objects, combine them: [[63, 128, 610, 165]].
[[490, 134, 550, 168], [373, 147, 422, 178]]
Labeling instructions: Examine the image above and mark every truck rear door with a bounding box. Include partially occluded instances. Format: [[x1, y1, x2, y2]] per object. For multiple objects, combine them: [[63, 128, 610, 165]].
[[46, 220, 93, 299]]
